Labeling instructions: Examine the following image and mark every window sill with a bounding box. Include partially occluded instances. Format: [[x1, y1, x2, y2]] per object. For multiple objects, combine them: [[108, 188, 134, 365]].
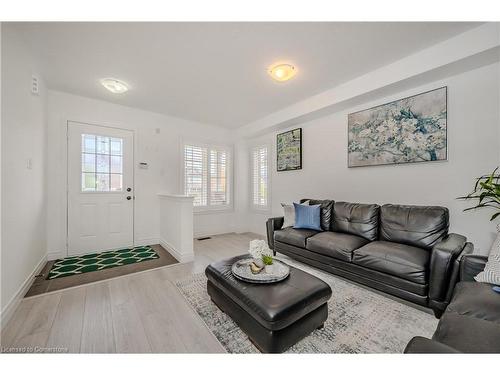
[[194, 207, 234, 215], [250, 206, 271, 215]]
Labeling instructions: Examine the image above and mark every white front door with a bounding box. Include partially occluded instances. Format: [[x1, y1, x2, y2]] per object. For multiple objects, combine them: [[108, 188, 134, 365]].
[[67, 121, 134, 256]]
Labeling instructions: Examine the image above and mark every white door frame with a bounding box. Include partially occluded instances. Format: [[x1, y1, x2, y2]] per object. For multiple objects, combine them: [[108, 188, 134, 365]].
[[66, 120, 136, 256]]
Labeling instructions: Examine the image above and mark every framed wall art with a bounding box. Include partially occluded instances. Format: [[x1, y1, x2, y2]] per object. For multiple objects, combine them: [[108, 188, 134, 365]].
[[348, 87, 447, 167], [277, 128, 302, 171]]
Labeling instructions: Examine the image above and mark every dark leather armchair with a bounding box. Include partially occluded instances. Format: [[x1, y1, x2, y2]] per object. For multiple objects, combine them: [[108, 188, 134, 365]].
[[460, 254, 488, 281], [405, 254, 500, 353]]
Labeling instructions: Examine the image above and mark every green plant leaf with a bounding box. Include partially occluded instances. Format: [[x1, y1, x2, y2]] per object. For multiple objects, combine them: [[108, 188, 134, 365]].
[[491, 212, 500, 221], [459, 167, 500, 221], [262, 255, 273, 265]]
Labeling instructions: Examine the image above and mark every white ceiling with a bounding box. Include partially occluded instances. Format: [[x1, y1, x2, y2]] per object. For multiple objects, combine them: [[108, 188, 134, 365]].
[[13, 22, 480, 128]]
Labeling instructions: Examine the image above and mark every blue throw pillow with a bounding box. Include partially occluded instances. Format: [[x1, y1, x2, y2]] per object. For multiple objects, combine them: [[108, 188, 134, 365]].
[[293, 203, 322, 231]]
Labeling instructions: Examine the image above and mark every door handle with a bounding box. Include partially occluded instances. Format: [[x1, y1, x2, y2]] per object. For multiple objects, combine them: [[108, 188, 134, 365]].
[[127, 187, 132, 192], [126, 196, 132, 200]]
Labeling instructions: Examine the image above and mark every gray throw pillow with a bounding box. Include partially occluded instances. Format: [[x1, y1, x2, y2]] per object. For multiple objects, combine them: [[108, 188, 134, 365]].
[[475, 225, 500, 285], [281, 200, 309, 228]]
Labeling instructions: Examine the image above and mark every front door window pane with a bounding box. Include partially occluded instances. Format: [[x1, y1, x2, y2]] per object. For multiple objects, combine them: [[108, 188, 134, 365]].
[[96, 173, 110, 191], [110, 138, 122, 155], [82, 172, 96, 191], [81, 134, 123, 192], [96, 154, 110, 173], [110, 156, 122, 173], [96, 136, 110, 154], [83, 135, 96, 153], [82, 153, 95, 173], [110, 174, 123, 191]]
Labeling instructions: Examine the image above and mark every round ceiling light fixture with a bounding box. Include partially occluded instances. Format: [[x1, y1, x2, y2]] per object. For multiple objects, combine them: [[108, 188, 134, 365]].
[[100, 78, 129, 94], [268, 63, 297, 82]]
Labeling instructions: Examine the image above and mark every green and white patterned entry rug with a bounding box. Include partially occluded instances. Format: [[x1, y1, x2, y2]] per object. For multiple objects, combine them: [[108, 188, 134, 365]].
[[48, 246, 159, 279]]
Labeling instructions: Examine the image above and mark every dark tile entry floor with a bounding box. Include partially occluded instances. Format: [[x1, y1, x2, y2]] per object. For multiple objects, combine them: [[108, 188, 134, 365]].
[[25, 244, 178, 297]]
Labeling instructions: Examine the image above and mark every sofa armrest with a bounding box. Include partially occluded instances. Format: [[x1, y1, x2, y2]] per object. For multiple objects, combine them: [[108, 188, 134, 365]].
[[266, 217, 284, 250], [442, 242, 473, 305], [429, 233, 468, 306], [460, 254, 488, 281], [404, 336, 460, 353]]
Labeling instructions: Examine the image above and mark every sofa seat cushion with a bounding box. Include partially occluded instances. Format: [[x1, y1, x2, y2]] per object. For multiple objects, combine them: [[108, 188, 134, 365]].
[[353, 241, 429, 284], [306, 231, 369, 262], [274, 227, 320, 248], [433, 312, 500, 353], [446, 282, 500, 323]]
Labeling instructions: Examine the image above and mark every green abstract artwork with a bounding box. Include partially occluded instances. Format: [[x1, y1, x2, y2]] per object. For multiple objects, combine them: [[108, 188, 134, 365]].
[[277, 128, 302, 171]]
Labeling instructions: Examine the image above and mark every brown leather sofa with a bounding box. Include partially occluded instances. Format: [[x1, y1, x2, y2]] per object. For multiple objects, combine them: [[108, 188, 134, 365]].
[[267, 200, 474, 317], [404, 254, 500, 353]]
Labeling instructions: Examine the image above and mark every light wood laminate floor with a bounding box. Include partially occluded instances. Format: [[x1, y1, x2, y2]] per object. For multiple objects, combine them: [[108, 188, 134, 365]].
[[1, 233, 261, 353]]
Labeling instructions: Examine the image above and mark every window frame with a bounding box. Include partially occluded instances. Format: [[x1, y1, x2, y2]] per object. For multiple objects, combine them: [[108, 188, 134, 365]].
[[250, 143, 271, 212], [181, 139, 233, 214], [80, 133, 125, 193]]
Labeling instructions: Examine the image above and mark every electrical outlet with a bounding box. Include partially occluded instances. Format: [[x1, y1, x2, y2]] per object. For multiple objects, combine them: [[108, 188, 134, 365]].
[[31, 75, 39, 95]]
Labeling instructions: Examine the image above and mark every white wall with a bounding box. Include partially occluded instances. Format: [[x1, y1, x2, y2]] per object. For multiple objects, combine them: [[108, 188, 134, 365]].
[[46, 91, 239, 259], [1, 25, 48, 314], [244, 62, 500, 254], [0, 22, 3, 319]]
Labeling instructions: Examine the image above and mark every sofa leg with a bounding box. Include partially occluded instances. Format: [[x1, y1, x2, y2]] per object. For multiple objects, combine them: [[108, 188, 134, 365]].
[[317, 323, 324, 330], [432, 309, 443, 319]]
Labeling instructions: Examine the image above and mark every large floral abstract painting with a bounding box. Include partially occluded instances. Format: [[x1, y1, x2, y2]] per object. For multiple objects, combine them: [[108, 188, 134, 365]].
[[348, 87, 447, 167]]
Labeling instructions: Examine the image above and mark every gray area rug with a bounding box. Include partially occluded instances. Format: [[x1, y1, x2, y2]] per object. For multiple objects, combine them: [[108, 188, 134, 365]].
[[175, 256, 438, 353]]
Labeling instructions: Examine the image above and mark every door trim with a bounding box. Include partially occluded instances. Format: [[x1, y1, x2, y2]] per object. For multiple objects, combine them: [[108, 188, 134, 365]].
[[66, 120, 136, 256]]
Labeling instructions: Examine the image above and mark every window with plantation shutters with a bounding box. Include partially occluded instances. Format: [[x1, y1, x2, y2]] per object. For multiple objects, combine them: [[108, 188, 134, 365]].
[[183, 143, 231, 209], [184, 145, 208, 206], [210, 149, 228, 206], [252, 145, 269, 209]]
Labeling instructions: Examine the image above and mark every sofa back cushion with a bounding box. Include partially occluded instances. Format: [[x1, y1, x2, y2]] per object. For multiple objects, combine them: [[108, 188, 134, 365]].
[[300, 199, 334, 231], [332, 202, 380, 241], [380, 204, 449, 250]]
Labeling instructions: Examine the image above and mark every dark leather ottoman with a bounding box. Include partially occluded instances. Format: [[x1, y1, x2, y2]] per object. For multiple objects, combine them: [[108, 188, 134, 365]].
[[205, 255, 332, 353]]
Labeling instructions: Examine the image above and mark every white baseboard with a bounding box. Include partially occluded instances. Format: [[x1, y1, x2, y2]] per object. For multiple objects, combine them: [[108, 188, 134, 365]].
[[159, 239, 194, 263], [47, 250, 65, 261], [135, 238, 160, 247], [1, 253, 47, 329], [194, 230, 234, 239]]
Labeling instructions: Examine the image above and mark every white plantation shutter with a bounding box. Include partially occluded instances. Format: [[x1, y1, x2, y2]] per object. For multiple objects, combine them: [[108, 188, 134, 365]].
[[210, 149, 228, 205], [252, 146, 268, 208], [184, 144, 230, 208], [184, 145, 208, 206]]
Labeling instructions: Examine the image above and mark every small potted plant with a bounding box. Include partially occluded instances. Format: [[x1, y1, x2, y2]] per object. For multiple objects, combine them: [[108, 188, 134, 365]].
[[249, 239, 275, 274], [262, 254, 275, 274]]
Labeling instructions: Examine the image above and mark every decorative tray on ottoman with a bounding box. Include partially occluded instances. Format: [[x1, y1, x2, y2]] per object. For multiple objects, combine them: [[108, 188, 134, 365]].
[[231, 258, 290, 284]]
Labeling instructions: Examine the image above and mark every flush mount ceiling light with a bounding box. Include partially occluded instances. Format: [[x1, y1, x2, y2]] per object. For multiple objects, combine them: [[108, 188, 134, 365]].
[[100, 78, 129, 94], [268, 63, 297, 82]]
